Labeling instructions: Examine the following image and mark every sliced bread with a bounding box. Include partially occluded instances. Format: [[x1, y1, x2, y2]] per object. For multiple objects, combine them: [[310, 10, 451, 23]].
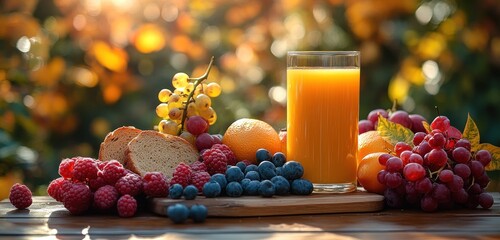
[[124, 130, 199, 177], [98, 126, 142, 164]]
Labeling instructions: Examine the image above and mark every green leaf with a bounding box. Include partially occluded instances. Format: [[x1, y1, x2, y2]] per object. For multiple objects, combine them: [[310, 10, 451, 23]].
[[376, 115, 415, 146], [478, 143, 500, 171], [462, 113, 480, 152]]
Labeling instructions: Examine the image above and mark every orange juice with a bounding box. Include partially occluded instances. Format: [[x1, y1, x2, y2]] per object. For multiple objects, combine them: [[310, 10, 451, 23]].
[[287, 68, 359, 188]]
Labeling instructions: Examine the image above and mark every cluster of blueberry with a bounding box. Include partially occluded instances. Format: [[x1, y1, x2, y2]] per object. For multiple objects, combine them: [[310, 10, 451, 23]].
[[166, 203, 208, 223], [202, 149, 313, 198]]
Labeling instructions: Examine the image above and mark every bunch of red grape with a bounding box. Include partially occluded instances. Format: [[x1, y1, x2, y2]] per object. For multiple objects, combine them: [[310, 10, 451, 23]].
[[377, 115, 494, 212], [359, 109, 427, 134]]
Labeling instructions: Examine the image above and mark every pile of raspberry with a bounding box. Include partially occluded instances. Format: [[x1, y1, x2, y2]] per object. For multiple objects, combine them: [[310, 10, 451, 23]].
[[47, 156, 169, 217]]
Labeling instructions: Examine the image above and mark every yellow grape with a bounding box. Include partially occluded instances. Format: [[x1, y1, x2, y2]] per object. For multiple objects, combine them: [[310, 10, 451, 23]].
[[199, 107, 215, 122], [156, 103, 169, 118], [205, 82, 221, 97], [208, 110, 217, 125], [168, 93, 181, 104], [179, 131, 195, 145], [168, 101, 183, 110], [195, 93, 211, 110], [158, 89, 172, 102], [169, 108, 183, 120], [172, 72, 189, 88], [186, 102, 198, 117], [185, 82, 195, 94], [158, 119, 179, 135], [194, 83, 208, 96]]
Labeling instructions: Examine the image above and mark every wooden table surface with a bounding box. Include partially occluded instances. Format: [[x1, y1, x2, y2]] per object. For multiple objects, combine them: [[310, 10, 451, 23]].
[[1, 193, 499, 239]]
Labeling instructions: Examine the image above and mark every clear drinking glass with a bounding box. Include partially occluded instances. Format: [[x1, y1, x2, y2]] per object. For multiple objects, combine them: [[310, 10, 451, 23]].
[[287, 51, 360, 193]]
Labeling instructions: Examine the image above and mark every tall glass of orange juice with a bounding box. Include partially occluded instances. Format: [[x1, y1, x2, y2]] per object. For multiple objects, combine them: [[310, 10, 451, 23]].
[[287, 51, 360, 193]]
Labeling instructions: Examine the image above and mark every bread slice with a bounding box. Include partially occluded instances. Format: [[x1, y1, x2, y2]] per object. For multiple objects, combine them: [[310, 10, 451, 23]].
[[124, 130, 199, 177], [98, 126, 142, 164]]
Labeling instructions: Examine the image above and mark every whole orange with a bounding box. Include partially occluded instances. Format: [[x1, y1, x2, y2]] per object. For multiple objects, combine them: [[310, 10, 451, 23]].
[[358, 131, 394, 165], [222, 118, 281, 163], [357, 152, 387, 195]]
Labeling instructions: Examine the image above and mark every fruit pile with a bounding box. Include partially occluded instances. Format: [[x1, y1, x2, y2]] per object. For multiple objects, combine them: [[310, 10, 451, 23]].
[[376, 115, 494, 212]]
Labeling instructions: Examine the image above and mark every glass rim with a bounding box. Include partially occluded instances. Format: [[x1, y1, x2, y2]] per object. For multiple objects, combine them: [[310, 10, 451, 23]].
[[287, 51, 359, 56]]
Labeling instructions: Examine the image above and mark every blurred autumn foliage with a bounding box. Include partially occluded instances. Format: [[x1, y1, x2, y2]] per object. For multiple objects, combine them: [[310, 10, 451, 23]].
[[0, 0, 499, 196]]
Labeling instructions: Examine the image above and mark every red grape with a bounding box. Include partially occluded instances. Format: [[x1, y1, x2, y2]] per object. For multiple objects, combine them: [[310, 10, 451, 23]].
[[367, 109, 389, 125], [453, 163, 471, 180], [429, 132, 446, 149], [431, 183, 450, 202], [378, 153, 393, 166], [452, 147, 471, 164], [186, 116, 209, 136], [451, 188, 469, 204], [403, 163, 426, 181], [400, 150, 412, 165], [455, 139, 471, 151], [386, 157, 404, 173], [430, 116, 450, 132], [389, 110, 413, 129], [377, 170, 388, 184], [447, 175, 464, 193], [476, 172, 490, 188], [358, 120, 374, 134], [478, 192, 494, 209], [438, 169, 454, 183], [394, 142, 412, 157], [469, 160, 485, 178], [427, 148, 448, 168], [416, 141, 432, 157], [195, 133, 215, 151], [446, 126, 462, 140], [409, 114, 427, 133], [413, 132, 426, 146], [385, 172, 403, 188], [421, 196, 438, 212], [384, 188, 405, 208], [468, 183, 482, 195], [475, 150, 492, 167], [408, 153, 424, 165]]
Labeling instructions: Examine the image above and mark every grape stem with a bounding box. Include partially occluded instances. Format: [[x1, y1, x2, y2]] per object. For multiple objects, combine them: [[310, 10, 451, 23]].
[[178, 56, 215, 135]]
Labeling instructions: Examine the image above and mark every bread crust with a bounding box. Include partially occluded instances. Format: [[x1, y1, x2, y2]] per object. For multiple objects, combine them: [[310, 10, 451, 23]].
[[98, 126, 142, 164], [124, 130, 199, 177]]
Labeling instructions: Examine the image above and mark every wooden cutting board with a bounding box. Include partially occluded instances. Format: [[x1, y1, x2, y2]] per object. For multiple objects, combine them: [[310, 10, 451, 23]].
[[150, 191, 384, 217]]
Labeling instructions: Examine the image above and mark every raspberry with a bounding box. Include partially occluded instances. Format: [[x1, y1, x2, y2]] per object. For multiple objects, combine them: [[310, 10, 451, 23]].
[[117, 194, 137, 217], [93, 185, 119, 210], [190, 161, 207, 172], [115, 173, 143, 196], [202, 148, 228, 175], [191, 171, 211, 192], [212, 144, 237, 165], [73, 157, 98, 182], [143, 172, 169, 197], [59, 158, 75, 179], [47, 177, 65, 202], [62, 182, 92, 215], [170, 163, 192, 188], [101, 160, 127, 185], [9, 183, 32, 209], [88, 175, 107, 192]]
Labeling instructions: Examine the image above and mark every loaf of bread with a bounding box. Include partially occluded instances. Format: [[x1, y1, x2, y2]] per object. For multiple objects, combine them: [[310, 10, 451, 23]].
[[98, 126, 142, 164], [124, 130, 199, 177]]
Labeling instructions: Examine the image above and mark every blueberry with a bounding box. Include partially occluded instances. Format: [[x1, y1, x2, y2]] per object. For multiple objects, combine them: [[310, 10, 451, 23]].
[[259, 180, 275, 198], [225, 166, 244, 182], [236, 161, 247, 172], [245, 170, 261, 181], [225, 182, 243, 197], [244, 180, 260, 196], [202, 181, 221, 198], [256, 148, 272, 163], [210, 173, 227, 190], [169, 184, 183, 199], [244, 164, 258, 174], [271, 176, 290, 195], [291, 178, 313, 195], [258, 161, 276, 180], [240, 178, 251, 190], [282, 161, 304, 180], [275, 167, 283, 176], [183, 185, 198, 200], [271, 152, 287, 167], [167, 203, 190, 224], [190, 204, 208, 223]]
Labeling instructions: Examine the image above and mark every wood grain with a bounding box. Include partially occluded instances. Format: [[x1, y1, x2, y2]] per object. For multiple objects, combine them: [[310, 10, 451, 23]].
[[150, 192, 385, 217]]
